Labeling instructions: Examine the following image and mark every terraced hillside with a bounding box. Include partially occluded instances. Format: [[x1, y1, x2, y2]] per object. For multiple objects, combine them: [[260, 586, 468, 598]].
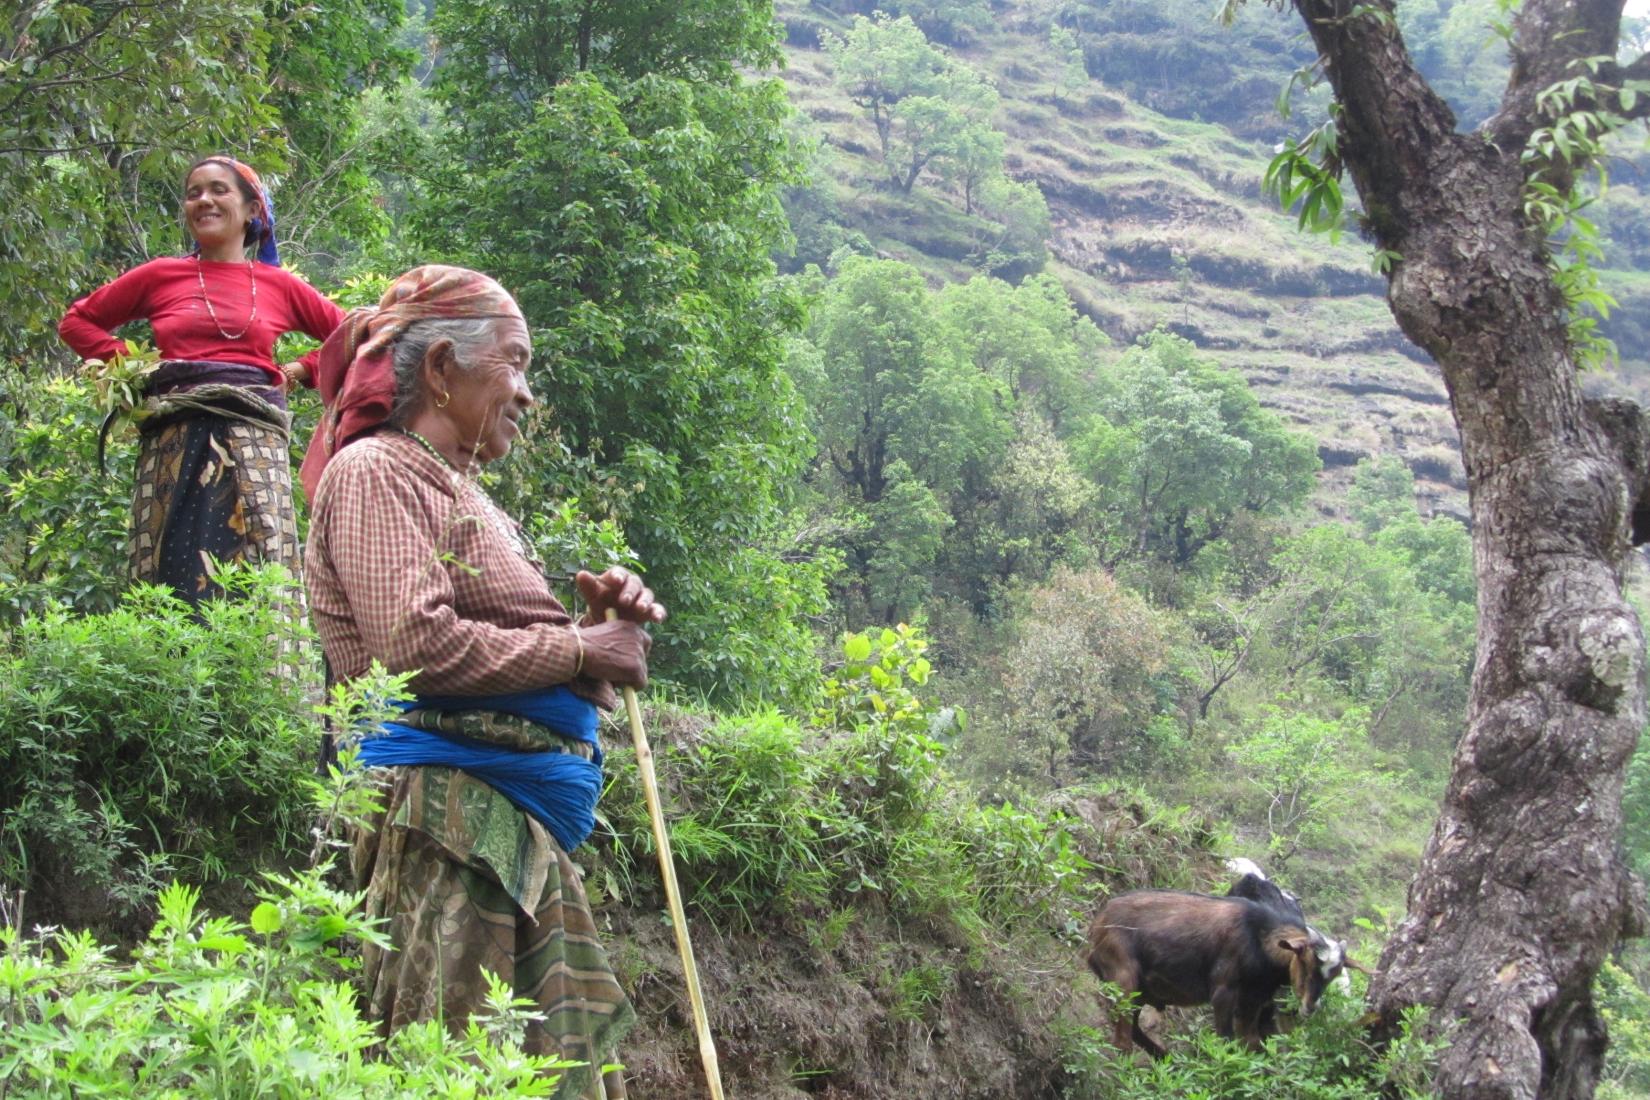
[[776, 0, 1650, 521]]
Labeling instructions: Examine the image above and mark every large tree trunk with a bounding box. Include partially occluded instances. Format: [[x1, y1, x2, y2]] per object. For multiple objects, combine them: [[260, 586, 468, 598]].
[[1273, 2, 1650, 1096], [1379, 181, 1647, 1095]]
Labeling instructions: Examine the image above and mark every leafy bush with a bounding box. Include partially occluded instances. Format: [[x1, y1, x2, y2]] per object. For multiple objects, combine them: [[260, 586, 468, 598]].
[[603, 708, 837, 927], [0, 370, 133, 625], [0, 566, 317, 922], [955, 802, 1092, 928], [1059, 984, 1442, 1099], [0, 874, 579, 1097], [1227, 706, 1381, 855], [1599, 958, 1650, 1099], [597, 625, 1098, 939], [816, 624, 946, 832], [981, 567, 1174, 789]]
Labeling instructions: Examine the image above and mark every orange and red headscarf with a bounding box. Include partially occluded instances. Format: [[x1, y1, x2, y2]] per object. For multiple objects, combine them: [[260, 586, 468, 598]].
[[300, 265, 524, 498]]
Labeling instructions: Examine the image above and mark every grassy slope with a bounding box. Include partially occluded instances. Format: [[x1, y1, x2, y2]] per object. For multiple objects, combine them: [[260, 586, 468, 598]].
[[591, 703, 1227, 1098]]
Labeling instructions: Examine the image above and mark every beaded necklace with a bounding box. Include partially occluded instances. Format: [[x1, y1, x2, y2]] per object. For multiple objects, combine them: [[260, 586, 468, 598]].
[[396, 428, 531, 561], [396, 427, 455, 469], [194, 254, 258, 340]]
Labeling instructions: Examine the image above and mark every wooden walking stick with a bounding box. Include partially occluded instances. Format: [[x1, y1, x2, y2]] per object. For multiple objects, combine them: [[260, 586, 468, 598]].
[[607, 609, 726, 1100]]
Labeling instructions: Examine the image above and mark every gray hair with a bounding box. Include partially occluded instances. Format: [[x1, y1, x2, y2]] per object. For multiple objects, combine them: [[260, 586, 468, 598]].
[[387, 317, 505, 427]]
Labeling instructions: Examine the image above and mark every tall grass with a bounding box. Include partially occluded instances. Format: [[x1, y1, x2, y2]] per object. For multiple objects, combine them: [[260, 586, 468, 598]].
[[594, 626, 1118, 943]]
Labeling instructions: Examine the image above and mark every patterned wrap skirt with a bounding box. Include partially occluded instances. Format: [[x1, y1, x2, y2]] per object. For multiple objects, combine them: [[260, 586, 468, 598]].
[[351, 708, 634, 1100], [128, 360, 296, 602]]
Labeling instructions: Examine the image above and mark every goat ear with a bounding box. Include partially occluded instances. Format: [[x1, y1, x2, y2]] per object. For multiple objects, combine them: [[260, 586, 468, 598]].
[[1277, 931, 1310, 957], [1344, 956, 1377, 976]]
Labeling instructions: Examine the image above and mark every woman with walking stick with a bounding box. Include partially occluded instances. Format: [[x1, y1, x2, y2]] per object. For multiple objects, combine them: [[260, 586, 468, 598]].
[[302, 264, 662, 1099]]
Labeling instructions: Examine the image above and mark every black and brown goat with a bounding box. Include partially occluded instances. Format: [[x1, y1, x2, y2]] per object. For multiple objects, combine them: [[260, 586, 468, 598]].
[[1085, 889, 1348, 1057], [1224, 858, 1305, 923]]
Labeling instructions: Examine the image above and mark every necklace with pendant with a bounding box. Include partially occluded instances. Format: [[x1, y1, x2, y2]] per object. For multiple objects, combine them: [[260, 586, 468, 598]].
[[195, 254, 258, 340]]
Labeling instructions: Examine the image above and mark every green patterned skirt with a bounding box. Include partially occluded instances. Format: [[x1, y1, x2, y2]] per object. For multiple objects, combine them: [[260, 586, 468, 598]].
[[352, 710, 634, 1099]]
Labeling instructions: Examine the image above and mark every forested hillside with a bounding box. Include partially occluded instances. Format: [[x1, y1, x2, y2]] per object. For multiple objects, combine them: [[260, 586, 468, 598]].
[[3, 0, 1650, 1096], [779, 0, 1650, 521]]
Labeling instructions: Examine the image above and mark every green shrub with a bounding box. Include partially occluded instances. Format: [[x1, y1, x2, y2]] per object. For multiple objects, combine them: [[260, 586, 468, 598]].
[[0, 371, 133, 625], [598, 625, 1098, 940], [1059, 983, 1442, 1099], [815, 625, 946, 824], [600, 708, 835, 928], [974, 567, 1174, 790], [1600, 957, 1650, 1099], [0, 874, 579, 1097], [0, 566, 317, 921], [954, 802, 1094, 930]]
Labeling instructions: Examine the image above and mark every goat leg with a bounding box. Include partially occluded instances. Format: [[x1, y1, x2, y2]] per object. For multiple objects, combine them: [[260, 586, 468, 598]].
[[1234, 999, 1270, 1050], [1131, 1007, 1168, 1059], [1211, 986, 1240, 1040]]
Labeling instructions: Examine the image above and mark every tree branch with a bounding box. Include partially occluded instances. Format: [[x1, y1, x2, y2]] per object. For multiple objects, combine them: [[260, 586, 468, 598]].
[[1485, 0, 1626, 154], [1290, 0, 1456, 247]]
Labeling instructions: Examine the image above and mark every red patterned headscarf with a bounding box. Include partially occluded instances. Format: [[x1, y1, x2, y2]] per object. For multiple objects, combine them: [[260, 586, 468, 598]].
[[300, 265, 524, 498]]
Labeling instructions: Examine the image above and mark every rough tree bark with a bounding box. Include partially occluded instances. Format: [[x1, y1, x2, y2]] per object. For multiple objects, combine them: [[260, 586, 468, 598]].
[[1251, 1, 1650, 1096]]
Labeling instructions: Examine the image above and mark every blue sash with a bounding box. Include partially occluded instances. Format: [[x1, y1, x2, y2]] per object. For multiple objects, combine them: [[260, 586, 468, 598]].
[[409, 686, 599, 744], [354, 686, 603, 852]]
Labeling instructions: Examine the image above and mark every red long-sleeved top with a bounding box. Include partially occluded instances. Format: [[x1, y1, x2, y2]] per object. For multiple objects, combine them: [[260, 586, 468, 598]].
[[58, 257, 346, 385]]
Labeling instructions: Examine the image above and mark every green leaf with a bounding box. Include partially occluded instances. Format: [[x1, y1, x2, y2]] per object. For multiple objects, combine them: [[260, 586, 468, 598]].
[[195, 933, 250, 954], [250, 902, 283, 935]]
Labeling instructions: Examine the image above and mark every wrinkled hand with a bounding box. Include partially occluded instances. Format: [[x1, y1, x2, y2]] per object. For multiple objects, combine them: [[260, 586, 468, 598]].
[[279, 361, 308, 392], [578, 618, 654, 689], [573, 568, 663, 689], [576, 567, 666, 625]]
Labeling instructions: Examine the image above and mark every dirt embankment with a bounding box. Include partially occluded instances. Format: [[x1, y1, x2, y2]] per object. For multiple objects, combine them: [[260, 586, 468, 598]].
[[608, 789, 1224, 1099]]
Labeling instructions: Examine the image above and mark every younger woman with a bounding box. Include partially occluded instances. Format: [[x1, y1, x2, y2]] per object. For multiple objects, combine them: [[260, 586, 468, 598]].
[[59, 156, 345, 601]]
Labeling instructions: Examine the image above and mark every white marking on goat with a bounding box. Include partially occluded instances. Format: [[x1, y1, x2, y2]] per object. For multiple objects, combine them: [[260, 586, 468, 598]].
[[1313, 934, 1345, 979], [1225, 857, 1267, 879]]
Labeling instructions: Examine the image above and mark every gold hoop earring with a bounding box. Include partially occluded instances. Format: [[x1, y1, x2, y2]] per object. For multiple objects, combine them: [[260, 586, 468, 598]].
[[435, 391, 451, 409]]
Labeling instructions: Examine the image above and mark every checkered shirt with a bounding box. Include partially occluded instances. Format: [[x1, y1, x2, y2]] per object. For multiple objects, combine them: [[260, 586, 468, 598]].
[[304, 431, 614, 709]]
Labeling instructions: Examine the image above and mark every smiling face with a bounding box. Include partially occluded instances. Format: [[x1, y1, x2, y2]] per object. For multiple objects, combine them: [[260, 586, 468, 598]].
[[183, 161, 259, 256], [443, 315, 534, 465]]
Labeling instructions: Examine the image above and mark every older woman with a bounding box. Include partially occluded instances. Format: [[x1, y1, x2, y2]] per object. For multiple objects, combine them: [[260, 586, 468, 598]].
[[59, 155, 344, 601], [303, 265, 661, 1099]]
